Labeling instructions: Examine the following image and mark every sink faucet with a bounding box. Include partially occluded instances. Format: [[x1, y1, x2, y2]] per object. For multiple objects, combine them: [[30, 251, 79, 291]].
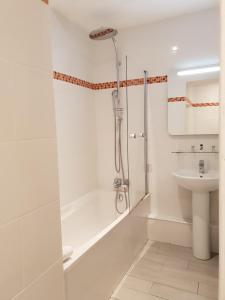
[[199, 160, 205, 174]]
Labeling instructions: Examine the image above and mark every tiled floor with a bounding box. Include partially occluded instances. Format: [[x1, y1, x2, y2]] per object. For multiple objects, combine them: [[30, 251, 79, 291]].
[[110, 241, 218, 300]]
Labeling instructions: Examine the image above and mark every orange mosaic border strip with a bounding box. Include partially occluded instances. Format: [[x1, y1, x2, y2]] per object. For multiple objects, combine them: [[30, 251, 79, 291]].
[[53, 71, 167, 90], [93, 76, 168, 90], [192, 102, 220, 107], [53, 72, 93, 89], [168, 97, 186, 102], [168, 97, 219, 107]]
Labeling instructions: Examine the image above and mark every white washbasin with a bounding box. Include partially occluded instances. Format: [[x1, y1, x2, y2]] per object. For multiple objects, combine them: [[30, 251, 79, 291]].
[[173, 169, 219, 260], [173, 170, 219, 192]]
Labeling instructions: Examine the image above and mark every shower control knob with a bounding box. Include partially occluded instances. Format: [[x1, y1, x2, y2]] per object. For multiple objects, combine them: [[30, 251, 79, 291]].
[[138, 132, 145, 138], [129, 133, 136, 139]]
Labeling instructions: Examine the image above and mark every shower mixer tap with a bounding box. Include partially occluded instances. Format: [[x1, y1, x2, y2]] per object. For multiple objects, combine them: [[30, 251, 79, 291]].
[[89, 27, 128, 214], [113, 177, 129, 187], [113, 177, 122, 189]]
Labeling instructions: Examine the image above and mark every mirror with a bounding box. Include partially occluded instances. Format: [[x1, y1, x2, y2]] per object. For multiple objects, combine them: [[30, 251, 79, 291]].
[[168, 67, 220, 135]]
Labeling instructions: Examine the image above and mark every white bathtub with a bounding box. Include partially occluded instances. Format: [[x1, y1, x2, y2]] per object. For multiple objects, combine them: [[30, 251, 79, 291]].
[[61, 189, 148, 300]]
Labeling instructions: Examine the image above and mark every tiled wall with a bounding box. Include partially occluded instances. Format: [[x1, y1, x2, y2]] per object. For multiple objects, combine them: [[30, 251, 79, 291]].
[[219, 0, 225, 298], [51, 11, 98, 207], [92, 9, 220, 223], [0, 1, 64, 300]]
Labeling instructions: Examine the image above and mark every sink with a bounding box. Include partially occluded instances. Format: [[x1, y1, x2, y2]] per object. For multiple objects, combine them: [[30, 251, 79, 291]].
[[173, 169, 219, 260], [173, 170, 219, 192]]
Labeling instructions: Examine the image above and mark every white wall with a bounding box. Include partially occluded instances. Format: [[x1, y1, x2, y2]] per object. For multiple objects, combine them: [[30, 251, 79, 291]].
[[0, 1, 65, 299], [93, 9, 220, 224], [51, 12, 98, 207], [219, 0, 225, 298], [51, 8, 220, 237], [51, 10, 94, 82]]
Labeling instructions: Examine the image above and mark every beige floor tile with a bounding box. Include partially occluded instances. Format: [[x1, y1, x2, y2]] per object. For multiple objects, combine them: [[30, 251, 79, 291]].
[[144, 251, 167, 264], [121, 276, 153, 293], [164, 257, 189, 271], [170, 246, 193, 260], [188, 260, 219, 276], [158, 274, 198, 293], [114, 287, 162, 300], [136, 258, 164, 272], [112, 241, 218, 300], [130, 265, 162, 282], [198, 282, 218, 299], [149, 241, 162, 249], [150, 283, 215, 300], [190, 255, 218, 267], [162, 265, 217, 286], [131, 266, 198, 293], [145, 245, 160, 255], [160, 269, 198, 293], [186, 268, 218, 286]]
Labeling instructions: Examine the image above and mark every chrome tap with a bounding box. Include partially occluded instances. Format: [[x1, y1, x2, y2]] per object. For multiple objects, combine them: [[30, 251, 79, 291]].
[[199, 160, 205, 174]]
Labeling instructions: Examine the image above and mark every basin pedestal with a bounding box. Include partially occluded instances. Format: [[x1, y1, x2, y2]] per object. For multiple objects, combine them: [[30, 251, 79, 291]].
[[192, 191, 210, 260]]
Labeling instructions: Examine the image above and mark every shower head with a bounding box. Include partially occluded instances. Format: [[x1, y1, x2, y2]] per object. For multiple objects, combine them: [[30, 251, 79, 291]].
[[89, 27, 118, 40], [89, 27, 121, 100]]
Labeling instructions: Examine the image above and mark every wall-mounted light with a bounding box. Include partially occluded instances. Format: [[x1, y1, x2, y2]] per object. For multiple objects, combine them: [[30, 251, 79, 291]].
[[177, 66, 220, 76], [171, 46, 179, 54]]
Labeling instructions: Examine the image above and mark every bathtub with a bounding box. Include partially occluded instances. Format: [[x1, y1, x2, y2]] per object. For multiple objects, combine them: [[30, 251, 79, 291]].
[[61, 189, 148, 300]]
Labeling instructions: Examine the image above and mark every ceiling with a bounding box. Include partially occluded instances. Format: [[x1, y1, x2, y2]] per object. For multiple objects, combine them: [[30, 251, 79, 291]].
[[50, 0, 219, 32]]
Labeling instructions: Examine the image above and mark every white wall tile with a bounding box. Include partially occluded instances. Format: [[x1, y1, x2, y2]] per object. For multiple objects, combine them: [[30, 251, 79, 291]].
[[0, 0, 64, 299], [13, 65, 55, 139], [50, 11, 94, 81], [0, 139, 60, 228], [16, 139, 59, 215], [0, 142, 22, 225], [21, 202, 62, 286], [13, 261, 65, 300], [0, 220, 22, 300], [0, 0, 52, 70], [54, 81, 97, 206], [219, 1, 225, 299], [0, 59, 15, 140]]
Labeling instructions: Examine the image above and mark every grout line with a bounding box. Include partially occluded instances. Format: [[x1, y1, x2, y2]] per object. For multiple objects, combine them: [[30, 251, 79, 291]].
[[122, 285, 170, 300], [148, 281, 201, 298], [0, 200, 59, 229], [197, 282, 200, 294], [11, 258, 63, 299], [130, 272, 199, 296], [186, 259, 191, 270], [0, 137, 56, 144]]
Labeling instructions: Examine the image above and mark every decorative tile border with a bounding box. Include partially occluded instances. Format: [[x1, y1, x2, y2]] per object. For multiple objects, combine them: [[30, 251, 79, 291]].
[[168, 97, 186, 102], [53, 71, 167, 90], [192, 102, 220, 107], [168, 97, 220, 107], [53, 72, 93, 89]]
